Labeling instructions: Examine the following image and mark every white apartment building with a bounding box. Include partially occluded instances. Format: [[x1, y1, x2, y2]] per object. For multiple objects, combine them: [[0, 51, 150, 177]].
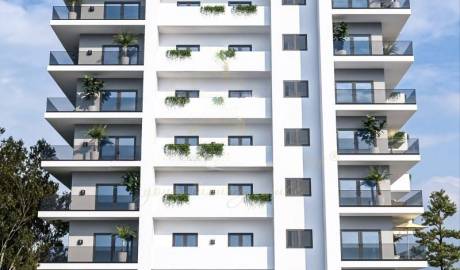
[[38, 0, 428, 269]]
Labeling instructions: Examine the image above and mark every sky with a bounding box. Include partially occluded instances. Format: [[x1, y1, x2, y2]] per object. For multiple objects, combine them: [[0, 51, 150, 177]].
[[0, 0, 459, 263]]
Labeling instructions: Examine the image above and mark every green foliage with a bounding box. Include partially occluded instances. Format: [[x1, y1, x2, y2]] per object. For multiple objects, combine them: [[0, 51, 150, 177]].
[[388, 131, 406, 149], [245, 193, 272, 204], [383, 42, 399, 55], [162, 194, 190, 205], [166, 49, 192, 59], [356, 115, 386, 146], [165, 96, 190, 107], [197, 142, 224, 160], [164, 144, 191, 157], [212, 96, 224, 105], [113, 32, 138, 48], [232, 5, 257, 14], [333, 22, 348, 41], [364, 167, 389, 195], [0, 128, 68, 269], [82, 75, 104, 100], [87, 125, 107, 141], [116, 225, 137, 241], [415, 190, 460, 270], [122, 171, 140, 196], [216, 48, 236, 62], [200, 5, 225, 15]]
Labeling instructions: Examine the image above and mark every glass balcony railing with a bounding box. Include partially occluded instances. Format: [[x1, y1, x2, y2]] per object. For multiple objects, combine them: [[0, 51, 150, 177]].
[[52, 6, 145, 20], [41, 245, 138, 263], [334, 41, 413, 56], [40, 194, 139, 211], [341, 243, 426, 261], [337, 138, 420, 155], [339, 190, 423, 207], [332, 0, 410, 9], [43, 145, 141, 161], [49, 51, 144, 65], [335, 89, 416, 104], [46, 97, 143, 112]]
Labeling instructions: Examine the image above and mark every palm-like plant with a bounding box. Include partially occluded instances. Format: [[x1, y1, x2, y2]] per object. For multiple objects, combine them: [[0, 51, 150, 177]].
[[113, 32, 138, 59], [87, 125, 108, 158], [364, 166, 389, 196], [67, 0, 81, 12], [116, 225, 137, 252]]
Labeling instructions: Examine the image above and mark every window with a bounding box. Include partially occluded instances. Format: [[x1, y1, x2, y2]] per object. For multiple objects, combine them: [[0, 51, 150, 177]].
[[228, 136, 253, 146], [228, 233, 254, 247], [228, 90, 253, 98], [102, 45, 139, 65], [337, 130, 372, 152], [174, 136, 199, 146], [175, 90, 200, 98], [341, 230, 381, 260], [283, 34, 308, 50], [100, 90, 137, 111], [343, 35, 371, 55], [177, 1, 201, 6], [176, 45, 200, 52], [228, 184, 253, 195], [335, 81, 373, 104], [100, 136, 136, 160], [285, 178, 311, 196], [228, 1, 252, 6], [228, 45, 253, 51], [332, 0, 368, 8], [339, 179, 379, 206], [284, 81, 309, 97], [94, 233, 135, 262], [174, 184, 199, 195], [173, 233, 198, 247], [284, 129, 310, 146], [286, 229, 313, 248], [104, 2, 141, 19], [96, 184, 135, 210], [282, 0, 306, 5]]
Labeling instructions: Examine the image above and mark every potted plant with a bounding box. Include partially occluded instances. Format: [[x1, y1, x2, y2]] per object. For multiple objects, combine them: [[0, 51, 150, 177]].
[[212, 96, 224, 105], [115, 226, 136, 262], [232, 4, 257, 15], [356, 115, 386, 153], [333, 22, 348, 55], [216, 48, 236, 62], [86, 125, 107, 160], [197, 142, 224, 160], [122, 172, 140, 210], [244, 193, 272, 205], [113, 32, 138, 65], [162, 194, 190, 205], [166, 49, 192, 60], [388, 131, 406, 152], [67, 0, 81, 20], [364, 167, 389, 205], [164, 144, 191, 157], [200, 5, 225, 15], [81, 75, 104, 111], [164, 96, 190, 107]]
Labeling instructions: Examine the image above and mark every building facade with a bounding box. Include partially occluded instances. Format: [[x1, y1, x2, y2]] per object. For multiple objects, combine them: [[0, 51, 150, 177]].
[[39, 0, 427, 269]]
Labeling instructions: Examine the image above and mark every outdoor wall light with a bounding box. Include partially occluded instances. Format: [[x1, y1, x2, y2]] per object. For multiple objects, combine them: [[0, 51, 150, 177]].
[[209, 239, 215, 245], [86, 50, 93, 56], [77, 239, 83, 245], [89, 6, 95, 12], [79, 190, 86, 196]]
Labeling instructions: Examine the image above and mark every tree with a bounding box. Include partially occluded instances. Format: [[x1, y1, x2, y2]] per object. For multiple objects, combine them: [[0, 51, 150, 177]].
[[415, 190, 460, 270], [0, 127, 68, 270]]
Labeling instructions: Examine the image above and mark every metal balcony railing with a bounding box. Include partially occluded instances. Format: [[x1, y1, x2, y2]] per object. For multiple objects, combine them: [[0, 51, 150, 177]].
[[49, 51, 144, 65], [52, 5, 145, 20], [339, 190, 423, 207], [41, 245, 138, 263], [334, 41, 413, 56], [341, 243, 426, 261], [43, 145, 141, 161], [335, 89, 416, 104], [332, 0, 410, 9], [46, 97, 143, 112], [337, 138, 420, 155], [40, 195, 139, 211]]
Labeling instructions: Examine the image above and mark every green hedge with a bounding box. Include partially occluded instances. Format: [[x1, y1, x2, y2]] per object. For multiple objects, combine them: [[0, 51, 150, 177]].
[[164, 144, 191, 156], [162, 194, 189, 205], [200, 5, 225, 15], [166, 49, 192, 59], [165, 96, 190, 107], [197, 142, 224, 159], [245, 193, 272, 204], [232, 5, 257, 14]]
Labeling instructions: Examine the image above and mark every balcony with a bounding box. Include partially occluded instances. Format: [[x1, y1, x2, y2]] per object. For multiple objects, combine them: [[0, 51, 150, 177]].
[[153, 145, 273, 170], [155, 97, 271, 124], [339, 190, 424, 218], [335, 89, 417, 129], [153, 195, 272, 220], [39, 194, 139, 221], [49, 50, 144, 65], [151, 247, 273, 270], [332, 0, 410, 9], [156, 49, 271, 78], [334, 41, 414, 88], [52, 5, 145, 20], [158, 4, 270, 34], [337, 137, 419, 155]]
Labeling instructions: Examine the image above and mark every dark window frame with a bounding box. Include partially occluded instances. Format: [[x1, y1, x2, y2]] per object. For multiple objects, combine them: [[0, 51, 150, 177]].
[[286, 229, 313, 248], [345, 34, 372, 55], [173, 233, 198, 247], [102, 45, 140, 65], [228, 1, 253, 6], [335, 81, 374, 103], [175, 90, 200, 98], [283, 34, 308, 51], [228, 45, 253, 51], [340, 229, 382, 260], [93, 232, 135, 262], [100, 136, 137, 160], [228, 233, 254, 247], [177, 1, 201, 6], [174, 136, 199, 145], [176, 45, 201, 52], [284, 128, 310, 146], [228, 90, 253, 98], [282, 0, 306, 5], [104, 1, 142, 20], [283, 80, 309, 98], [173, 183, 199, 195], [100, 89, 138, 112], [285, 178, 312, 196], [228, 136, 253, 146], [228, 183, 254, 195]]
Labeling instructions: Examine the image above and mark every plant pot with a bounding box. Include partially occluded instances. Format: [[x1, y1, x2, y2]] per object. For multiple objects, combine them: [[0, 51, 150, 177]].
[[121, 56, 130, 65], [377, 193, 385, 205], [128, 202, 137, 211], [117, 251, 128, 262], [90, 150, 99, 160], [371, 145, 380, 153], [392, 0, 401, 8], [334, 41, 347, 55], [369, 0, 381, 8], [68, 11, 78, 20], [335, 49, 347, 55]]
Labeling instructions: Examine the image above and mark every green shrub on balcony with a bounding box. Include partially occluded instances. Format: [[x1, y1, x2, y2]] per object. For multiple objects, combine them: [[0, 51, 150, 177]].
[[216, 48, 236, 62], [162, 194, 190, 205], [200, 5, 225, 15], [244, 193, 272, 204], [166, 49, 192, 59], [212, 96, 224, 105], [164, 144, 191, 157], [197, 142, 224, 160], [388, 131, 406, 149], [165, 96, 190, 107], [232, 5, 257, 15]]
